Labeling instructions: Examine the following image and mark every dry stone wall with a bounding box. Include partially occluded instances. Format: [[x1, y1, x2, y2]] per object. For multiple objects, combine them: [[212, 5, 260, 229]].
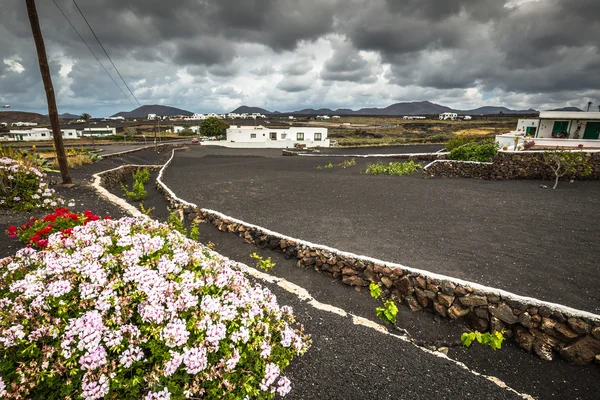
[[424, 151, 600, 180], [149, 152, 600, 365], [284, 150, 449, 161], [95, 165, 161, 188]]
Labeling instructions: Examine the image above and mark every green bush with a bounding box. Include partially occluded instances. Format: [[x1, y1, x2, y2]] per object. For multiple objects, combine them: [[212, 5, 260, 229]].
[[133, 168, 150, 184], [365, 160, 422, 176], [449, 140, 498, 162], [445, 136, 478, 151], [121, 168, 150, 202], [177, 128, 195, 136]]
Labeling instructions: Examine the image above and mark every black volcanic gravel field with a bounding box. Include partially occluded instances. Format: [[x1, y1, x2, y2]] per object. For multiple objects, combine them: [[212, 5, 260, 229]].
[[164, 146, 600, 313]]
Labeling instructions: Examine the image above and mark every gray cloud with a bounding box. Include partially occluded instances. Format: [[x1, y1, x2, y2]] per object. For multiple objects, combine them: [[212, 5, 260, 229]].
[[0, 0, 598, 115], [320, 41, 377, 83]]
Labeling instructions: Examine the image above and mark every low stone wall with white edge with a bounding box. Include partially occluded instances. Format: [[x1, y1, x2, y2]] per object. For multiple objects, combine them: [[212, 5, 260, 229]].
[[283, 150, 449, 161], [94, 164, 161, 188], [151, 148, 600, 365], [423, 160, 494, 179], [424, 151, 600, 180]]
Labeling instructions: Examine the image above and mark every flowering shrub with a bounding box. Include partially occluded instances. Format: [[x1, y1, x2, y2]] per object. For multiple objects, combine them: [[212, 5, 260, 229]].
[[7, 208, 109, 249], [0, 157, 66, 212], [0, 217, 309, 399]]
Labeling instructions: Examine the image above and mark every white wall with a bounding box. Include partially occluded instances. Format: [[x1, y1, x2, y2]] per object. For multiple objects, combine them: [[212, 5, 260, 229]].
[[4, 128, 79, 141], [515, 119, 539, 135], [174, 126, 199, 134], [79, 127, 117, 137], [224, 126, 329, 148]]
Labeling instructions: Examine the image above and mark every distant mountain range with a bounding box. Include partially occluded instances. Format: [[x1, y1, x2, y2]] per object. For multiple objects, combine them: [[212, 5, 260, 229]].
[[58, 113, 81, 120], [232, 101, 538, 116], [231, 106, 271, 115], [0, 111, 49, 124], [113, 105, 193, 118], [548, 107, 583, 112]]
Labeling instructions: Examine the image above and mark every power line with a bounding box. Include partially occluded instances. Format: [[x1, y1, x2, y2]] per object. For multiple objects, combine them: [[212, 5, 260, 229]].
[[51, 0, 135, 106], [71, 0, 142, 107]]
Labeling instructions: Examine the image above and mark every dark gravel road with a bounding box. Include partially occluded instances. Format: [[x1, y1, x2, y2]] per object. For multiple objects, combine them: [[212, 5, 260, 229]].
[[163, 146, 600, 313]]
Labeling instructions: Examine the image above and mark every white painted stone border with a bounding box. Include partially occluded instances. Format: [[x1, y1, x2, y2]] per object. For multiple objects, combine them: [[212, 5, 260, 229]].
[[423, 159, 493, 170], [295, 151, 449, 158], [158, 148, 600, 322]]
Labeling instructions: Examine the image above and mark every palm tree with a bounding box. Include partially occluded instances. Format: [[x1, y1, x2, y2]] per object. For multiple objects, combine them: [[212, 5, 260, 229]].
[[587, 101, 593, 112], [80, 113, 94, 149]]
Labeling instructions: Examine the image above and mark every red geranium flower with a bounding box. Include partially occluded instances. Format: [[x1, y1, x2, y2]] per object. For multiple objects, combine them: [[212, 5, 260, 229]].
[[7, 226, 17, 238]]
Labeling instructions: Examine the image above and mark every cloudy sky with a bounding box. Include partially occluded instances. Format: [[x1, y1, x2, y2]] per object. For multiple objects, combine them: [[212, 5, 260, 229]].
[[0, 0, 598, 117]]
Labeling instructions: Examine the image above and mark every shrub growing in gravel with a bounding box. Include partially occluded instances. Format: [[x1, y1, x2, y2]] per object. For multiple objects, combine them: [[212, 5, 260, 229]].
[[0, 217, 309, 399], [449, 140, 499, 162], [7, 207, 109, 249], [365, 160, 422, 176], [0, 157, 66, 212], [444, 135, 478, 151]]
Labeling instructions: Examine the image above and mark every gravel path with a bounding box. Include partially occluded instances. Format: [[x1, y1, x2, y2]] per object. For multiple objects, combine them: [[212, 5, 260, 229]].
[[163, 146, 600, 314], [1, 149, 598, 400]]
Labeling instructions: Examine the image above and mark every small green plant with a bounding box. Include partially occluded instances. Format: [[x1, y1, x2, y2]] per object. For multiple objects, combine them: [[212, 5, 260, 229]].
[[121, 179, 147, 201], [376, 300, 399, 325], [369, 282, 398, 325], [121, 168, 150, 202], [338, 158, 356, 168], [316, 165, 322, 170], [189, 221, 200, 241], [369, 281, 381, 298], [324, 162, 334, 169], [365, 160, 422, 176], [132, 168, 150, 184], [449, 140, 499, 162], [461, 330, 506, 351], [168, 210, 186, 236], [250, 252, 276, 271], [139, 202, 155, 216], [537, 150, 592, 189]]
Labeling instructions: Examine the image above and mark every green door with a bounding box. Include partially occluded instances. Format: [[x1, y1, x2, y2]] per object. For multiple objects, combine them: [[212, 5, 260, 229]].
[[552, 121, 570, 136], [583, 122, 600, 140]]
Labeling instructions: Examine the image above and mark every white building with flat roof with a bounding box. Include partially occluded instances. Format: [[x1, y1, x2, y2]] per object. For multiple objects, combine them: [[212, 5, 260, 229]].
[[0, 128, 78, 142], [79, 127, 117, 137], [173, 125, 200, 134], [496, 111, 600, 150], [206, 125, 329, 148]]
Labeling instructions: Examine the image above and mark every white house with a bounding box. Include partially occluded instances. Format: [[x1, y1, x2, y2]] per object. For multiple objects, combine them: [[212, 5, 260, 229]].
[[173, 125, 200, 134], [205, 125, 329, 148], [78, 127, 117, 137], [147, 114, 157, 120], [496, 111, 600, 150], [0, 128, 78, 142], [439, 113, 458, 120], [189, 113, 206, 120], [104, 116, 124, 121], [463, 115, 472, 120], [11, 122, 38, 127]]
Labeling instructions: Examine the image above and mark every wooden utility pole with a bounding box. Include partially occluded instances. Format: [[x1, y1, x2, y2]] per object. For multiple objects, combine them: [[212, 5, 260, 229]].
[[26, 0, 72, 184]]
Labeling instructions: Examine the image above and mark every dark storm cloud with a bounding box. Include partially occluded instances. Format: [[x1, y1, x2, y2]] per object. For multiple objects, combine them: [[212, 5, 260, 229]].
[[1, 0, 599, 113], [276, 75, 314, 92], [173, 39, 237, 66], [320, 42, 377, 83]]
